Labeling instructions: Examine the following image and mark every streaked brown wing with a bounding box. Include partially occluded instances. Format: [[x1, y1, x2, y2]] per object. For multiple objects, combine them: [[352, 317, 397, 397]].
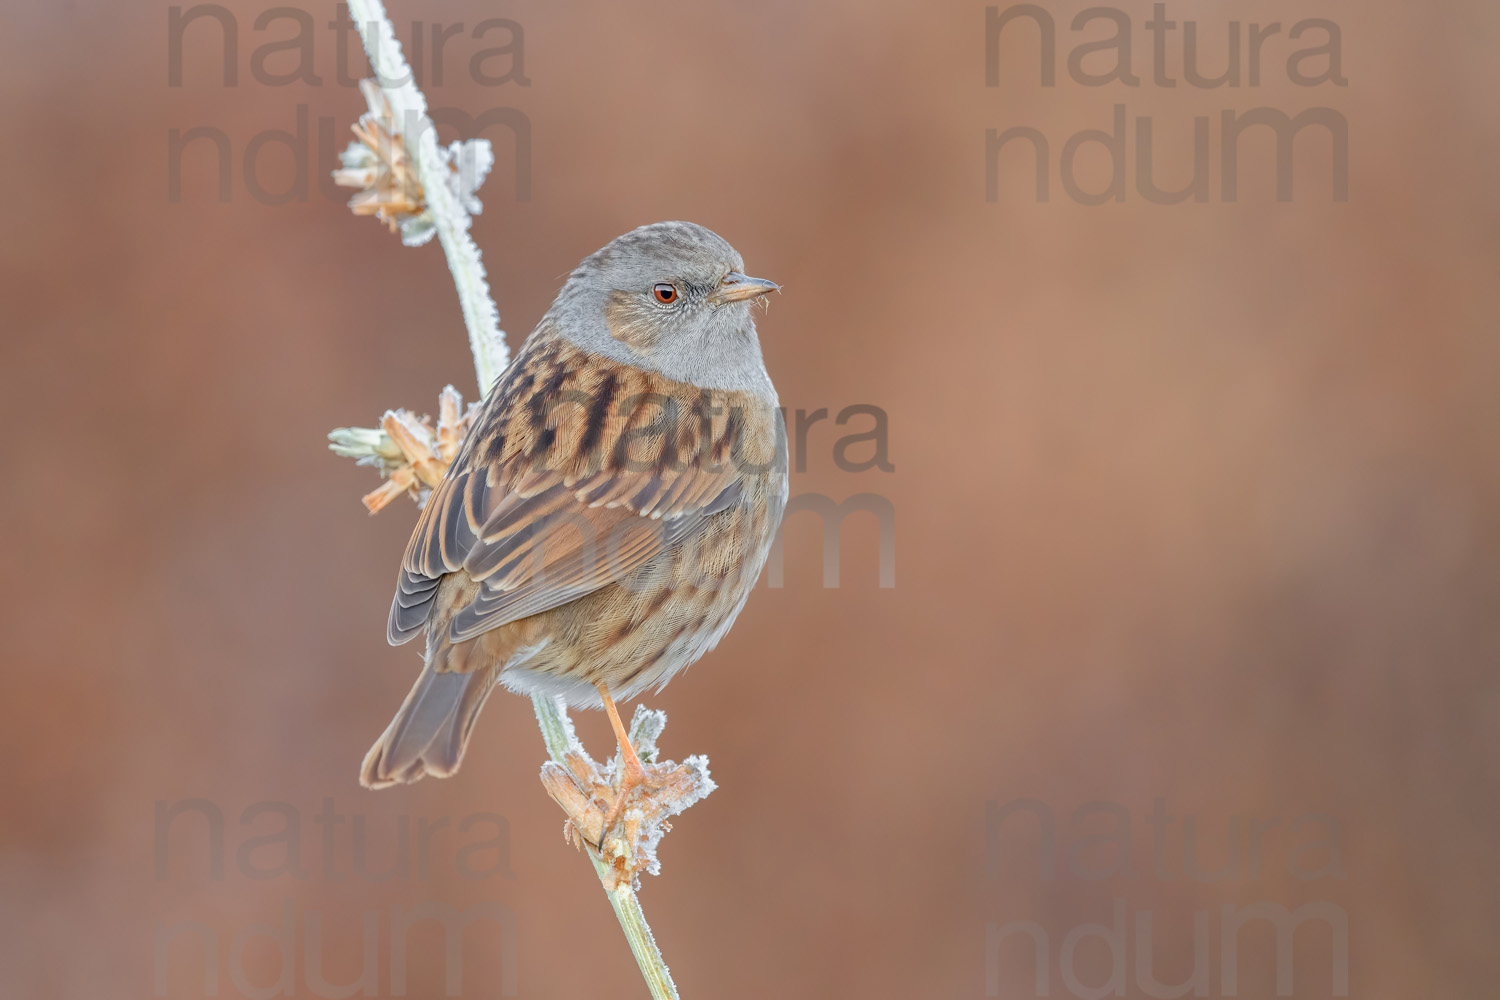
[[387, 338, 755, 646], [387, 467, 488, 643]]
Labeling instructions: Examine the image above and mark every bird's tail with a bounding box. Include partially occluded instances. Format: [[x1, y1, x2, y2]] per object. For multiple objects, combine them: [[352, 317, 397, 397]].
[[360, 642, 498, 789]]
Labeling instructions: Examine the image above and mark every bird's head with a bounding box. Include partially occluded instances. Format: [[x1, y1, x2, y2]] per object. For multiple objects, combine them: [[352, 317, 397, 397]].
[[548, 221, 780, 394]]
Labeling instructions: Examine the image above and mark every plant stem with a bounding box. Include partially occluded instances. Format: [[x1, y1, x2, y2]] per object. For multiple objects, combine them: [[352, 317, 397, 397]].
[[344, 0, 508, 394], [339, 3, 681, 995], [532, 695, 680, 1000]]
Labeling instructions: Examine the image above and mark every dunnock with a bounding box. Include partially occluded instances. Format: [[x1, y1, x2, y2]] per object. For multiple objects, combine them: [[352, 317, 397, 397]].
[[361, 222, 785, 804]]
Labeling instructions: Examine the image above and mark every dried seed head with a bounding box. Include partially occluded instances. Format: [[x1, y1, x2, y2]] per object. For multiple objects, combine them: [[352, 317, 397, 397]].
[[333, 80, 426, 235]]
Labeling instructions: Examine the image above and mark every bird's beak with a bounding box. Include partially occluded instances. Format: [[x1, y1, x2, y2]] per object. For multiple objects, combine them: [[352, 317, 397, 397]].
[[707, 272, 780, 304]]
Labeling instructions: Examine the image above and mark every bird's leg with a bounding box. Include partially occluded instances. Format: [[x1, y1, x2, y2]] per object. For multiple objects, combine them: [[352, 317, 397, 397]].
[[597, 682, 647, 843]]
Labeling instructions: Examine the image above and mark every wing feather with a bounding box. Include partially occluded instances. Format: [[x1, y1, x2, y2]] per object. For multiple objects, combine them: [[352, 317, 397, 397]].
[[385, 337, 767, 647]]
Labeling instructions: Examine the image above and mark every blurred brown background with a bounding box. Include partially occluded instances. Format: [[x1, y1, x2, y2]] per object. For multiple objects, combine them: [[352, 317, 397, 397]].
[[2, 0, 1497, 997]]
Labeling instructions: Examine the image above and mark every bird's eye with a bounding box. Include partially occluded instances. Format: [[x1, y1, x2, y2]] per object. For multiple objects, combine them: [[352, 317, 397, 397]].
[[652, 283, 678, 304]]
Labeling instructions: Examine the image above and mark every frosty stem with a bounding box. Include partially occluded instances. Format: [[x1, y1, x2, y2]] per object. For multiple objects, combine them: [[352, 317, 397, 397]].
[[340, 2, 680, 996], [532, 697, 680, 1000], [344, 0, 508, 392]]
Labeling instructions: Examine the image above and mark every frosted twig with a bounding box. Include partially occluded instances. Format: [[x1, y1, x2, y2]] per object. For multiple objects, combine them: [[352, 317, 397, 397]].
[[342, 0, 508, 390], [540, 701, 716, 886], [325, 4, 707, 998], [534, 698, 697, 1000]]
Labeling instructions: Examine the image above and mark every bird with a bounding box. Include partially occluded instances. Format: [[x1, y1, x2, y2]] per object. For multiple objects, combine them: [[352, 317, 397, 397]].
[[361, 221, 786, 819]]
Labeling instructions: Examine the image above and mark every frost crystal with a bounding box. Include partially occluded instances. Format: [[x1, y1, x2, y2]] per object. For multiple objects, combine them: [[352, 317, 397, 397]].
[[395, 138, 494, 247]]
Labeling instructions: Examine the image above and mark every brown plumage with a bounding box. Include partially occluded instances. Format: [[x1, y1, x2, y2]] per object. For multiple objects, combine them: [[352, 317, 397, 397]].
[[362, 222, 785, 790]]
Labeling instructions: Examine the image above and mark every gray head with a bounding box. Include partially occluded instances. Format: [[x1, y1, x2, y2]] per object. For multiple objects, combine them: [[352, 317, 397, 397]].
[[543, 221, 779, 397]]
